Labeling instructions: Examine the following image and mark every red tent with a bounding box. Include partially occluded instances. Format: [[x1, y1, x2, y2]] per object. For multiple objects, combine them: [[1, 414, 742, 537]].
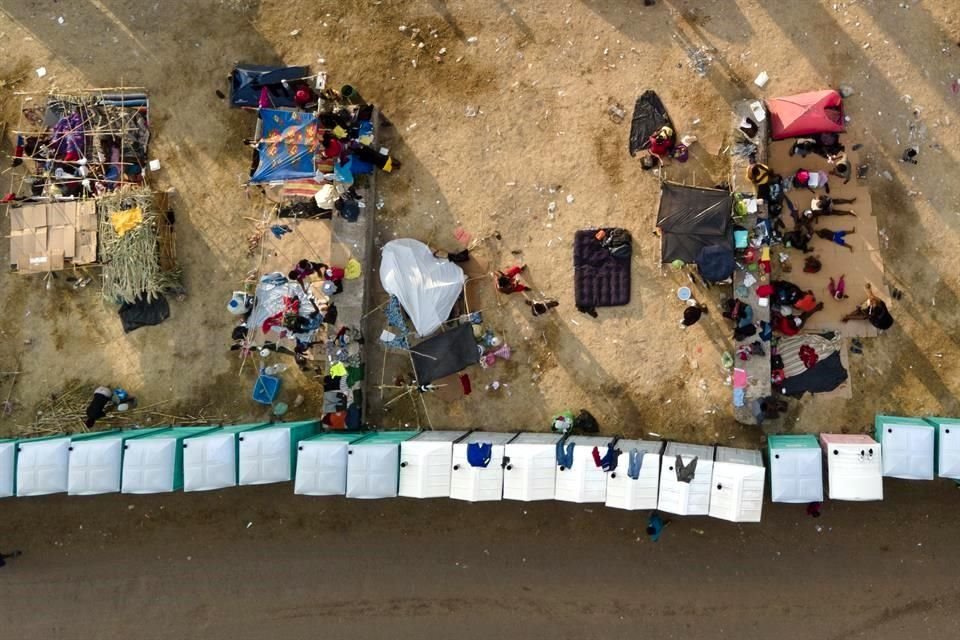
[[766, 90, 844, 140]]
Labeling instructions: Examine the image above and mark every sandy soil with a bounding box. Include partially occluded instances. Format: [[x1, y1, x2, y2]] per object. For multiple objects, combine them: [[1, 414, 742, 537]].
[[0, 1, 956, 445]]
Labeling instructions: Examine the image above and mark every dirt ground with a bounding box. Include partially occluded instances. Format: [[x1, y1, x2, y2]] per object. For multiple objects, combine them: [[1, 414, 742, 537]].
[[0, 1, 957, 444]]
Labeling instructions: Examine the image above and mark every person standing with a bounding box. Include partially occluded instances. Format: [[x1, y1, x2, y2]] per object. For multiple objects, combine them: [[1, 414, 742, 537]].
[[680, 303, 708, 328]]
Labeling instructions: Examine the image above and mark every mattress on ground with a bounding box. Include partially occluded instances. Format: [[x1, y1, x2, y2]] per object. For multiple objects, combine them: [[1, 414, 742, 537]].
[[573, 228, 631, 308]]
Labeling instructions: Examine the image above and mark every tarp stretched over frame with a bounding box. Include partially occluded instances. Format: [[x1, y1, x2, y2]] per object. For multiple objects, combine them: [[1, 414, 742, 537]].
[[411, 323, 479, 384], [250, 109, 319, 184], [656, 183, 732, 264]]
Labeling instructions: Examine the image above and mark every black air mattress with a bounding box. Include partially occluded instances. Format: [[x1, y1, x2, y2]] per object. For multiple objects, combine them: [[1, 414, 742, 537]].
[[573, 229, 632, 308]]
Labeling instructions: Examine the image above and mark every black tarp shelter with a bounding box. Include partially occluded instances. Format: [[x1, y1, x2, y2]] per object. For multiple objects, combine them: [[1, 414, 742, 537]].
[[628, 90, 673, 156], [230, 64, 309, 108], [656, 183, 733, 263], [411, 323, 479, 384]]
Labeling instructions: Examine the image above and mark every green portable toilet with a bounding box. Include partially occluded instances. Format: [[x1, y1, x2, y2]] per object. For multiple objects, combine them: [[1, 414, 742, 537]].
[[238, 420, 319, 485], [0, 438, 15, 498], [68, 428, 171, 495], [346, 431, 420, 499], [875, 415, 935, 480], [294, 432, 372, 496], [121, 427, 221, 494], [16, 431, 120, 497], [183, 423, 269, 492], [768, 434, 823, 503], [925, 417, 960, 479]]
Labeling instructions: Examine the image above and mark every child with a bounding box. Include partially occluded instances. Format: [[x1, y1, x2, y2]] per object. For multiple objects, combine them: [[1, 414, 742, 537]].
[[525, 298, 559, 317], [816, 227, 855, 252], [828, 275, 847, 300], [495, 265, 528, 294]]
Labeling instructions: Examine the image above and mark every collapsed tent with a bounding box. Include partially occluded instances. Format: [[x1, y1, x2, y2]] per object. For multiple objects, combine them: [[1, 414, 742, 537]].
[[628, 90, 673, 156], [250, 108, 320, 183], [230, 64, 309, 109], [656, 183, 732, 264], [379, 239, 466, 337], [766, 90, 844, 140], [411, 323, 480, 384]]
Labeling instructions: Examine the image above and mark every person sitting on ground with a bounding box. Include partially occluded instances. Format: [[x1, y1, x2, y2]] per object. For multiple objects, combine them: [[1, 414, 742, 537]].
[[647, 126, 675, 161], [525, 298, 559, 317], [321, 264, 345, 294], [783, 227, 814, 253], [793, 290, 821, 314], [495, 265, 528, 294], [431, 245, 471, 263], [772, 302, 822, 336], [815, 227, 856, 252], [84, 386, 114, 429], [810, 194, 856, 218], [680, 303, 708, 328], [842, 283, 894, 330], [288, 259, 327, 287], [828, 152, 852, 183], [746, 162, 772, 186], [828, 275, 847, 300], [793, 169, 831, 193]]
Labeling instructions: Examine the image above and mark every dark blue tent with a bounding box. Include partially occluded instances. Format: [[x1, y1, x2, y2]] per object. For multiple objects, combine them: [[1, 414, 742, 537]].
[[696, 245, 736, 283], [230, 64, 309, 109]]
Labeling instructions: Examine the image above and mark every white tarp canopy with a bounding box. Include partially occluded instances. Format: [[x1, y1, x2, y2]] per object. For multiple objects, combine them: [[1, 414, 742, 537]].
[[502, 432, 564, 502], [876, 416, 934, 480], [399, 431, 469, 499], [239, 428, 294, 485], [929, 418, 960, 480], [295, 433, 370, 496], [657, 442, 715, 516], [450, 432, 517, 502], [768, 435, 824, 504], [16, 437, 71, 497], [554, 436, 614, 503], [820, 434, 883, 501], [604, 440, 663, 511], [346, 444, 401, 499], [68, 438, 124, 496], [0, 440, 17, 498], [122, 438, 178, 494], [184, 432, 242, 492], [379, 238, 466, 337], [709, 447, 765, 523]]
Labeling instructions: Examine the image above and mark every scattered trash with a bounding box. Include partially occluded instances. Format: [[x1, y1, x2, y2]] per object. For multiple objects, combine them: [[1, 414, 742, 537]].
[[754, 71, 769, 88], [289, 28, 301, 36], [685, 46, 712, 76], [566, 194, 575, 204], [547, 201, 557, 214], [148, 159, 161, 171], [467, 36, 478, 44], [246, 521, 253, 528], [35, 67, 47, 78], [839, 84, 854, 98], [57, 16, 65, 25], [607, 101, 626, 124], [880, 170, 893, 181], [901, 147, 919, 164], [691, 528, 705, 535], [464, 105, 478, 118]]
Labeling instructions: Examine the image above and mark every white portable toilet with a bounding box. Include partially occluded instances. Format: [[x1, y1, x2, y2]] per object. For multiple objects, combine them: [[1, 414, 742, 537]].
[[927, 417, 960, 480], [820, 434, 883, 501], [502, 432, 564, 502], [295, 432, 373, 496], [122, 428, 220, 494], [767, 434, 823, 503], [17, 432, 119, 497], [398, 430, 469, 499], [554, 435, 615, 504], [238, 420, 318, 486], [68, 428, 169, 495], [709, 446, 765, 523], [875, 415, 935, 480], [657, 442, 715, 516], [0, 438, 16, 498], [604, 440, 664, 511], [450, 432, 518, 502], [346, 431, 420, 499], [183, 423, 268, 492]]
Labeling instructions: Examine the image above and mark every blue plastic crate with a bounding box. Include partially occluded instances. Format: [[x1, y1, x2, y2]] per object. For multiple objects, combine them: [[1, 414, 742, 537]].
[[253, 372, 280, 405]]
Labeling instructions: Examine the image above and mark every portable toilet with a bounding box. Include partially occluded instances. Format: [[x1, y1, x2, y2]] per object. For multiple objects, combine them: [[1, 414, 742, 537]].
[[0, 438, 15, 498], [875, 415, 935, 480], [767, 434, 823, 503], [820, 433, 883, 501], [554, 435, 616, 503], [926, 417, 960, 480], [604, 440, 664, 511], [502, 432, 564, 502], [238, 420, 319, 486], [346, 431, 420, 499], [657, 442, 715, 516], [183, 423, 269, 492], [295, 432, 372, 496], [68, 428, 170, 496], [122, 427, 221, 494], [398, 430, 469, 499], [709, 446, 765, 523], [17, 432, 119, 497], [449, 431, 519, 502]]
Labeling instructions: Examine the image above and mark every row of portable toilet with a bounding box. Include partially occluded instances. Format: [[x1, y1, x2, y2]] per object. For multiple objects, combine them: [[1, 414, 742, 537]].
[[0, 421, 319, 497]]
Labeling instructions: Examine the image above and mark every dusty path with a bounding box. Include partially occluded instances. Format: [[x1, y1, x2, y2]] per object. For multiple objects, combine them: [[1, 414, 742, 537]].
[[2, 481, 959, 639]]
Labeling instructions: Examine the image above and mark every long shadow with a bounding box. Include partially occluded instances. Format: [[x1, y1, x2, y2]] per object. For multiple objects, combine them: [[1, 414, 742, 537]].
[[870, 324, 960, 416]]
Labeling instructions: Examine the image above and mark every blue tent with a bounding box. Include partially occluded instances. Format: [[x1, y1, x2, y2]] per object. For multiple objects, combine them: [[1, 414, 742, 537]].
[[250, 109, 319, 183]]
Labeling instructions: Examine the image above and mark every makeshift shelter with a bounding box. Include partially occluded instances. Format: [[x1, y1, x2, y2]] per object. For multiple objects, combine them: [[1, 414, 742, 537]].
[[398, 430, 470, 499], [0, 438, 16, 498], [767, 434, 824, 504], [8, 200, 98, 274], [16, 432, 118, 497], [554, 436, 616, 504], [294, 432, 373, 496], [657, 442, 716, 516], [68, 427, 169, 496], [656, 183, 733, 264], [696, 244, 735, 283], [820, 434, 883, 501], [238, 420, 318, 486], [925, 417, 960, 480], [449, 432, 518, 502], [230, 64, 309, 109], [709, 447, 765, 523], [411, 323, 480, 384], [875, 415, 934, 480], [628, 90, 673, 156], [122, 427, 220, 494], [346, 431, 420, 499], [766, 90, 844, 140], [183, 423, 269, 492], [502, 432, 565, 502], [250, 108, 320, 184], [379, 239, 466, 337], [604, 440, 664, 511]]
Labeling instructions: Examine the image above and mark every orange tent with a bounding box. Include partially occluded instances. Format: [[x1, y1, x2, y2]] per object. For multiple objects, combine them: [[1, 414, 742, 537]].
[[766, 90, 844, 140]]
